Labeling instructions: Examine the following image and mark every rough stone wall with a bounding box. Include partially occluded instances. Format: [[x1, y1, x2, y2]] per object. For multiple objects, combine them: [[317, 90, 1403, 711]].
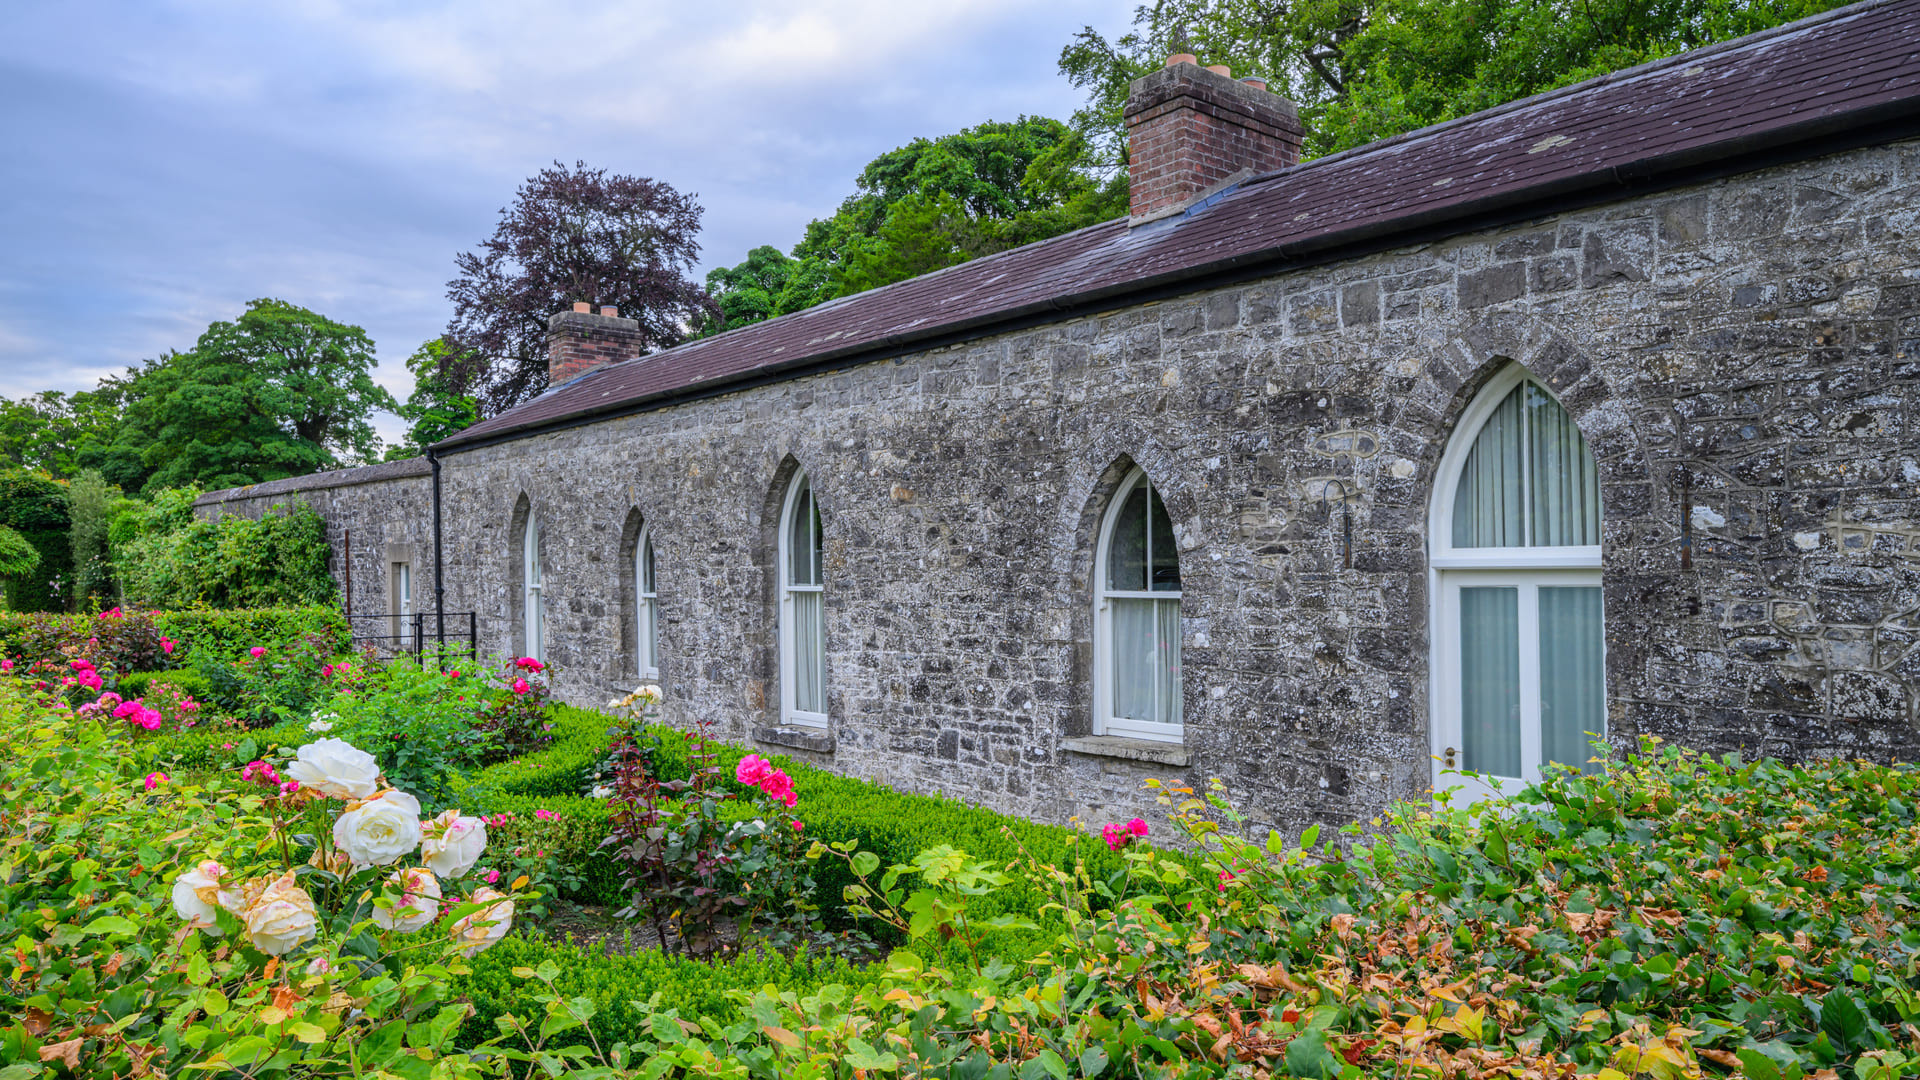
[[195, 462, 435, 646], [209, 136, 1920, 836]]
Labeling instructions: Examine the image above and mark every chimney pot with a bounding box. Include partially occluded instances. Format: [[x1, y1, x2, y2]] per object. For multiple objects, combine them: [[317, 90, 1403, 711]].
[[572, 301, 591, 313], [546, 304, 642, 388], [600, 305, 618, 317], [1164, 53, 1196, 67], [1124, 56, 1304, 224]]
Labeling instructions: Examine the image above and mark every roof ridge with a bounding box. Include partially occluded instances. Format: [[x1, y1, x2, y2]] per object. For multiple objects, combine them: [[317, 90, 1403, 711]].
[[1234, 0, 1906, 189]]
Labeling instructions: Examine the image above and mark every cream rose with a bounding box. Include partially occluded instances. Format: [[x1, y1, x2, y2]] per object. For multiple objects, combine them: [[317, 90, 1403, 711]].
[[449, 887, 515, 957], [372, 867, 442, 932], [333, 789, 424, 867], [283, 738, 381, 800], [419, 809, 487, 879], [171, 859, 238, 933], [242, 871, 318, 956]]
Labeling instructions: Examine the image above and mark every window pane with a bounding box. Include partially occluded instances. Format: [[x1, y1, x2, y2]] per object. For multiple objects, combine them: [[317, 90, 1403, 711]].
[[645, 600, 660, 673], [642, 536, 656, 593], [1453, 386, 1526, 548], [527, 517, 541, 584], [787, 479, 811, 586], [1110, 597, 1158, 722], [809, 494, 824, 587], [1149, 485, 1180, 592], [1540, 585, 1605, 774], [1460, 586, 1521, 777], [793, 589, 824, 713], [1156, 597, 1182, 725], [1107, 484, 1148, 591], [1527, 384, 1601, 547]]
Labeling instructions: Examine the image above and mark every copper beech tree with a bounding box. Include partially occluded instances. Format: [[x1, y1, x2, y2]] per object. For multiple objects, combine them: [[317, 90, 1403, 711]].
[[443, 161, 719, 415]]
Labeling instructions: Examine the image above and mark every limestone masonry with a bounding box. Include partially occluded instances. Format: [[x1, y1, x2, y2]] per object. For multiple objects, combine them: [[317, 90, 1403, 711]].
[[199, 3, 1920, 836]]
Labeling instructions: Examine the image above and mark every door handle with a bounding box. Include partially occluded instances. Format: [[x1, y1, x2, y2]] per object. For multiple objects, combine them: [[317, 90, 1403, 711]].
[[1443, 746, 1458, 769]]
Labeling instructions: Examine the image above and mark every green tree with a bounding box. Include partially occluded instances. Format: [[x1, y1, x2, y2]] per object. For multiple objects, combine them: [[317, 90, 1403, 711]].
[[1059, 0, 1851, 161], [702, 116, 1126, 335], [0, 388, 125, 479], [0, 524, 40, 609], [67, 470, 115, 611], [0, 468, 70, 612], [113, 299, 397, 493], [386, 338, 482, 459]]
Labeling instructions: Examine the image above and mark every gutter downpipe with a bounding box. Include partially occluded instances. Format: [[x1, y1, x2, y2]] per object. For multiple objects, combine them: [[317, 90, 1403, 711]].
[[428, 447, 446, 669]]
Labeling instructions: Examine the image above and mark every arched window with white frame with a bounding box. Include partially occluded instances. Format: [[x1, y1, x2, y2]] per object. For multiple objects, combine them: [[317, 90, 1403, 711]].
[[779, 471, 826, 728], [1430, 367, 1604, 800], [1094, 469, 1183, 743], [635, 524, 658, 679], [523, 510, 545, 663]]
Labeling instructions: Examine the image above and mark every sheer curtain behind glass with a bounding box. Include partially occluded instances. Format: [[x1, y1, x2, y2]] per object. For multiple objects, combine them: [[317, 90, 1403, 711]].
[[524, 515, 543, 662], [1104, 475, 1182, 732], [787, 478, 825, 716], [638, 532, 658, 677], [1540, 586, 1604, 773], [1452, 382, 1598, 549]]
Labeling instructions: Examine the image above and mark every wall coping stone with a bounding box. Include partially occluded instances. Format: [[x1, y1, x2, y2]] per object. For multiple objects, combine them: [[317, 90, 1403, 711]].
[[753, 725, 836, 755]]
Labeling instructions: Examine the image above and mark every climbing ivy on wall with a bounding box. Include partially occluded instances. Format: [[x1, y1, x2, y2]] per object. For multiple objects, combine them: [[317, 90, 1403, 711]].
[[0, 468, 71, 612], [109, 488, 336, 610]]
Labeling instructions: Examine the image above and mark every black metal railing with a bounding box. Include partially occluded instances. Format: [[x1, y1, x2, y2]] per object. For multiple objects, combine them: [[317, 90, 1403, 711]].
[[346, 611, 478, 664]]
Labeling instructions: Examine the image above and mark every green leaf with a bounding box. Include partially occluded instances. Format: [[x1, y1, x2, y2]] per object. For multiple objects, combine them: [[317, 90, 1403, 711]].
[[1299, 824, 1321, 851], [1821, 989, 1870, 1053], [84, 915, 139, 936], [852, 851, 882, 878], [1285, 1029, 1338, 1079], [1078, 1045, 1111, 1078], [844, 1038, 899, 1071]]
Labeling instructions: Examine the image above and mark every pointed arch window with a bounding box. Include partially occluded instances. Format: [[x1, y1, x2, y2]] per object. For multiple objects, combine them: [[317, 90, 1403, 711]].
[[1094, 469, 1182, 743], [779, 472, 826, 728], [635, 525, 658, 680], [523, 511, 545, 663], [1431, 368, 1603, 799]]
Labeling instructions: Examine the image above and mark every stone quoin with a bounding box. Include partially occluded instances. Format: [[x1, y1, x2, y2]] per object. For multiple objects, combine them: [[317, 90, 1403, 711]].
[[198, 2, 1920, 835]]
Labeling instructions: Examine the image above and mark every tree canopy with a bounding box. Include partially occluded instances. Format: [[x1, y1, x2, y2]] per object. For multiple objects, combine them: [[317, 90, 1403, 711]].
[[384, 337, 482, 460], [1059, 0, 1851, 161], [93, 299, 395, 494], [445, 161, 718, 414], [701, 116, 1124, 336]]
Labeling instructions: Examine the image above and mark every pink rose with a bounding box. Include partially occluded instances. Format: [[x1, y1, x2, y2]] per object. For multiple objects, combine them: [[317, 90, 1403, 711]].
[[449, 670, 460, 678], [144, 772, 168, 790], [0, 659, 11, 672], [790, 820, 804, 831], [249, 647, 266, 658], [1127, 818, 1148, 838], [759, 769, 796, 807], [511, 678, 530, 695], [484, 868, 501, 885], [321, 665, 333, 679], [736, 755, 772, 787], [160, 637, 175, 654]]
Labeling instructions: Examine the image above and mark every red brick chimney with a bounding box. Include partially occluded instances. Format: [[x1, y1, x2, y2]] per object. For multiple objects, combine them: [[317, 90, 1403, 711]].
[[1125, 56, 1304, 224], [546, 301, 643, 387]]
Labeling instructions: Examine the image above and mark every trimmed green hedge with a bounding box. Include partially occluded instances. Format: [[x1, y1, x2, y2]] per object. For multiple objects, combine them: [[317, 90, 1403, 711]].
[[128, 720, 307, 773], [152, 607, 349, 663], [0, 606, 347, 670], [458, 936, 879, 1050], [116, 669, 211, 701]]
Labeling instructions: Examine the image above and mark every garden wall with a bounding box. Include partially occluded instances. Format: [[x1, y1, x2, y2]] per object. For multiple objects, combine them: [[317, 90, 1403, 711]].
[[201, 135, 1920, 837]]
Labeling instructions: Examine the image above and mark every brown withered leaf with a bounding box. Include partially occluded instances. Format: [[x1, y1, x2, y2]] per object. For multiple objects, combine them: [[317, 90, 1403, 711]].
[[272, 985, 305, 1012], [40, 1038, 84, 1069], [1699, 1048, 1742, 1069], [22, 1007, 51, 1036]]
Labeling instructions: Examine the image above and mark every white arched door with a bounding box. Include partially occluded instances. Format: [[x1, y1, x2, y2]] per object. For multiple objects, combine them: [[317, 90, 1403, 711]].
[[1430, 368, 1605, 802]]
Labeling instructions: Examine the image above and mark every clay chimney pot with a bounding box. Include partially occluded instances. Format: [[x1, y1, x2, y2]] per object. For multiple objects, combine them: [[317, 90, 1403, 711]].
[[1241, 76, 1268, 90], [571, 301, 591, 314], [1164, 53, 1197, 67], [600, 305, 618, 317], [1207, 64, 1231, 77]]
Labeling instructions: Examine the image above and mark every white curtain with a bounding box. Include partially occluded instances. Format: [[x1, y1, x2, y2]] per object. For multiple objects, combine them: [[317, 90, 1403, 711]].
[[793, 590, 824, 713], [1540, 585, 1605, 773], [1527, 385, 1600, 546], [1155, 598, 1182, 723], [1112, 597, 1181, 726], [1460, 586, 1520, 777], [1454, 382, 1599, 548]]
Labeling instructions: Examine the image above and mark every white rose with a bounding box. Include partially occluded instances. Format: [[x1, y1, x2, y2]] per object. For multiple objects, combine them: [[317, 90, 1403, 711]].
[[284, 738, 381, 800], [372, 867, 442, 932], [333, 789, 424, 867], [242, 871, 318, 956], [449, 887, 515, 957], [171, 859, 237, 933], [419, 809, 488, 879], [307, 720, 333, 733]]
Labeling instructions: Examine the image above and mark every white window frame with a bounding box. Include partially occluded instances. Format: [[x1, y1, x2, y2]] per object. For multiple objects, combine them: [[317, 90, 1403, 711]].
[[392, 562, 413, 649], [778, 472, 827, 729], [1428, 366, 1604, 801], [1092, 468, 1184, 744], [523, 511, 544, 663], [636, 524, 658, 680]]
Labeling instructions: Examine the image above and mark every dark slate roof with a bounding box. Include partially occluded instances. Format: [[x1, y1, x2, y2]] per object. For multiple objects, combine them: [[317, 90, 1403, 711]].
[[439, 0, 1920, 452], [195, 455, 431, 507]]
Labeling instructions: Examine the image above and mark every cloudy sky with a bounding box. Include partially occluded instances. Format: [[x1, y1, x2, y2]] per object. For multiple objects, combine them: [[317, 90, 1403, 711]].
[[0, 0, 1126, 442]]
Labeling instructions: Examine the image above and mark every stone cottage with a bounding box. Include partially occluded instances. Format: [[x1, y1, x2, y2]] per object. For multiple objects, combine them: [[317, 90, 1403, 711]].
[[198, 1, 1920, 834]]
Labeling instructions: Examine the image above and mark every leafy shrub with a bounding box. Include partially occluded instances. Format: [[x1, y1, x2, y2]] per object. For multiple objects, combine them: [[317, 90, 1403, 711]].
[[320, 656, 493, 810], [115, 667, 211, 703], [126, 719, 308, 774], [0, 466, 69, 611], [111, 488, 336, 609], [0, 605, 345, 677]]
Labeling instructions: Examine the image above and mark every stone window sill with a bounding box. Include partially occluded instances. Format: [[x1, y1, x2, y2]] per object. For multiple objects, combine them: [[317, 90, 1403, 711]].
[[753, 725, 835, 755], [1062, 736, 1190, 768]]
